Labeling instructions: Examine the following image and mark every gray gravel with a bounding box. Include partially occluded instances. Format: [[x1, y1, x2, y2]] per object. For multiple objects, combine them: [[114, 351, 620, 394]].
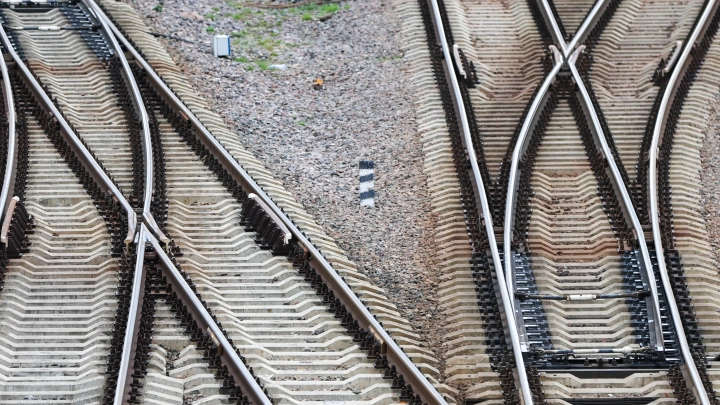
[[129, 0, 446, 376], [701, 95, 720, 265]]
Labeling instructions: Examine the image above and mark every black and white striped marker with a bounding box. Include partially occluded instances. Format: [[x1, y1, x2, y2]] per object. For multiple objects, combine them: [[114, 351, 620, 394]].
[[359, 160, 375, 207]]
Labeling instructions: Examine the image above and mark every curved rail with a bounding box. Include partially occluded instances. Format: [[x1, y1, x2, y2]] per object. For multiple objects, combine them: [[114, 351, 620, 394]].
[[145, 227, 273, 405], [0, 38, 16, 225], [113, 225, 147, 405], [533, 0, 667, 363], [566, 0, 612, 53], [648, 0, 719, 403], [538, 0, 568, 54], [535, 0, 714, 401], [77, 4, 268, 401], [535, 0, 612, 58], [424, 0, 536, 403], [502, 53, 562, 309], [83, 0, 169, 245], [504, 0, 611, 303], [567, 52, 665, 355], [511, 0, 665, 344], [0, 22, 137, 248], [95, 5, 447, 404], [498, 1, 652, 400]]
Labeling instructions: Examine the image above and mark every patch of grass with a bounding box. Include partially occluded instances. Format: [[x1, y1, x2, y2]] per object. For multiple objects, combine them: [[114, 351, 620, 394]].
[[205, 13, 218, 21], [234, 56, 250, 63], [320, 3, 339, 14], [256, 60, 270, 70], [296, 120, 306, 127], [153, 4, 163, 12], [294, 2, 340, 19], [293, 3, 320, 12], [206, 26, 216, 33], [222, 1, 336, 69], [257, 37, 281, 51], [229, 7, 258, 20]]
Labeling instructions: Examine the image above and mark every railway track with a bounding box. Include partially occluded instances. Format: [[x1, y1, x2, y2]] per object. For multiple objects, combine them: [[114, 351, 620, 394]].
[[0, 0, 718, 404], [0, 1, 451, 404], [410, 0, 720, 403]]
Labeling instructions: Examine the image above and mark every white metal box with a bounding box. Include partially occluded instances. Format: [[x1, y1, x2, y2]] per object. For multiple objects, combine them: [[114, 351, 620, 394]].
[[212, 34, 230, 58]]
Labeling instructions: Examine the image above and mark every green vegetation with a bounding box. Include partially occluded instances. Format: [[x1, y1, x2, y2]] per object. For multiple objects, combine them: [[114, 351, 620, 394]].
[[255, 60, 270, 70], [291, 3, 341, 20], [230, 7, 256, 21], [222, 1, 346, 71], [153, 4, 163, 12], [319, 4, 339, 14], [296, 120, 306, 127], [206, 26, 216, 33]]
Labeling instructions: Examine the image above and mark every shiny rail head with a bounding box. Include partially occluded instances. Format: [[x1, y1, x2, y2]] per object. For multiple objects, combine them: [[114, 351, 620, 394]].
[[647, 1, 720, 404], [84, 0, 171, 246], [146, 231, 273, 405], [245, 193, 292, 247], [0, 19, 139, 252], [112, 225, 148, 405], [425, 0, 535, 403], [0, 29, 17, 228], [568, 51, 667, 358]]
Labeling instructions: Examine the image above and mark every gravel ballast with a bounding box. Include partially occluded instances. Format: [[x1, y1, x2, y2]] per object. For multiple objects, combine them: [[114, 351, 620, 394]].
[[701, 98, 720, 271], [128, 0, 447, 376]]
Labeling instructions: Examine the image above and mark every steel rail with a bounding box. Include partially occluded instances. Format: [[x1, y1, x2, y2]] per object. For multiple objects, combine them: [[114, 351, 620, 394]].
[[503, 0, 610, 304], [83, 0, 169, 245], [115, 225, 272, 405], [534, 0, 667, 359], [537, 0, 567, 55], [0, 9, 195, 404], [0, 22, 138, 248], [424, 0, 537, 404], [497, 3, 644, 401], [568, 57, 665, 354], [96, 5, 448, 403], [74, 4, 269, 402], [146, 227, 273, 405], [648, 1, 719, 403], [566, 0, 612, 53], [537, 0, 612, 60], [535, 0, 612, 59], [0, 35, 17, 226], [502, 54, 562, 311], [0, 10, 160, 404], [539, 0, 713, 401], [113, 225, 147, 405]]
